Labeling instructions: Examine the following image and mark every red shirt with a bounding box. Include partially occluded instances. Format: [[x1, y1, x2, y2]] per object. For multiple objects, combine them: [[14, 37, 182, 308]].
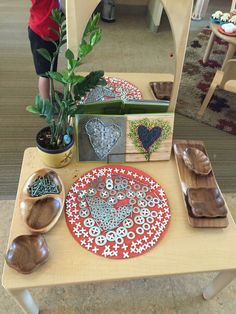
[[29, 0, 60, 40]]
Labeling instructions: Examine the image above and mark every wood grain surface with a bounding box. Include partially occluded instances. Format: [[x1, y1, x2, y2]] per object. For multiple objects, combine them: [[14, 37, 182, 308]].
[[2, 148, 236, 291], [174, 140, 229, 228]]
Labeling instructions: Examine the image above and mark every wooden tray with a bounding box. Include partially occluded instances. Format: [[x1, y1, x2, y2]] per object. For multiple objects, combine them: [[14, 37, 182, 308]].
[[174, 140, 229, 228]]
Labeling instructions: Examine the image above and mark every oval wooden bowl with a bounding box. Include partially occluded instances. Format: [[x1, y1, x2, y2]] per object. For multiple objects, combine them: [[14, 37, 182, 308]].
[[187, 187, 227, 218], [182, 148, 212, 176], [5, 234, 49, 274], [20, 168, 65, 233]]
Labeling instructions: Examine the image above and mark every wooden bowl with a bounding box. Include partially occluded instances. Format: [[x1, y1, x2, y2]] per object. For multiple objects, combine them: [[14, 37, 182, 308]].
[[20, 168, 65, 233], [187, 187, 227, 218], [5, 234, 49, 274], [149, 81, 173, 101], [182, 147, 212, 176]]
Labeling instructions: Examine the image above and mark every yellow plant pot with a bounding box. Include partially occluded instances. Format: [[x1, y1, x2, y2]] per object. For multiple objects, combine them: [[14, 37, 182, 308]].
[[36, 127, 74, 168]]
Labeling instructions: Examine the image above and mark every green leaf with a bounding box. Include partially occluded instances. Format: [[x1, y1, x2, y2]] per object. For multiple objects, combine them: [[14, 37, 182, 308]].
[[50, 28, 60, 38], [37, 48, 52, 62], [79, 42, 92, 59], [82, 13, 100, 41], [61, 30, 66, 38], [62, 24, 67, 31], [48, 71, 65, 83], [90, 13, 100, 32], [90, 30, 101, 47], [62, 69, 70, 81], [65, 49, 75, 61], [54, 92, 64, 109], [51, 8, 60, 24], [73, 70, 105, 100], [50, 8, 65, 25], [73, 75, 85, 83], [26, 105, 39, 114], [68, 59, 77, 70], [47, 38, 58, 49], [61, 39, 67, 46]]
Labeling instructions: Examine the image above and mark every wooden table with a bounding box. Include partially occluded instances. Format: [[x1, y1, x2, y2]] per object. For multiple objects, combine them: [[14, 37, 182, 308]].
[[203, 23, 236, 69], [2, 148, 236, 314]]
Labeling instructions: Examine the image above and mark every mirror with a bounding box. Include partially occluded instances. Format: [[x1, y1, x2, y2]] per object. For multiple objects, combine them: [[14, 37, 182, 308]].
[[61, 0, 175, 111], [65, 0, 193, 112], [65, 0, 193, 162]]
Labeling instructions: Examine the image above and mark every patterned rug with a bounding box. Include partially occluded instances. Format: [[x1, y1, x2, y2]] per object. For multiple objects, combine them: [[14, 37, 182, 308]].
[[177, 27, 236, 136]]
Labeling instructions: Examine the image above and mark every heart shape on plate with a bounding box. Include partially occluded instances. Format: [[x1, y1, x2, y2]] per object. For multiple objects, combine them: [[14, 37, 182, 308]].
[[87, 196, 133, 230], [85, 118, 122, 160], [137, 125, 162, 151], [65, 164, 171, 259]]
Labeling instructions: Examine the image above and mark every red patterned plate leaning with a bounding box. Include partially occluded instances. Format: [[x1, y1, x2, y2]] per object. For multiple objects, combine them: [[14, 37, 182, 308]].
[[82, 76, 143, 103], [65, 165, 171, 259], [218, 26, 236, 37]]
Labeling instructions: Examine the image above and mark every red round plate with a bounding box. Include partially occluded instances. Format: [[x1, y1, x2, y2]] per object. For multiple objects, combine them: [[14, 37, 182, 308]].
[[65, 165, 171, 259], [218, 26, 236, 37], [82, 76, 142, 103]]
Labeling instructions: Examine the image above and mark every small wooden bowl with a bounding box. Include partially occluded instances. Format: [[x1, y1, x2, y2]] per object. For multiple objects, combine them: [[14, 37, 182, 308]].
[[20, 168, 65, 233], [187, 187, 227, 218], [149, 81, 173, 101], [5, 234, 49, 274], [182, 147, 212, 176]]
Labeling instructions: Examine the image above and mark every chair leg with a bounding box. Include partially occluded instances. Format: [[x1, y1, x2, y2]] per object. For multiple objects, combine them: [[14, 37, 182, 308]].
[[222, 44, 236, 70], [197, 83, 217, 117], [202, 32, 215, 64], [192, 0, 210, 20]]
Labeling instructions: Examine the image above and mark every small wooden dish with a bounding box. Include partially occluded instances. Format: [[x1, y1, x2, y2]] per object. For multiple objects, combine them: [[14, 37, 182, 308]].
[[182, 147, 212, 176], [149, 81, 173, 101], [5, 234, 49, 274], [20, 168, 65, 233], [187, 187, 227, 218], [174, 140, 229, 228]]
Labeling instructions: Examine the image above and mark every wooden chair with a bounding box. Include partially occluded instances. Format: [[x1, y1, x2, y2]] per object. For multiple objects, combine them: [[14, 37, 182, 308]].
[[198, 59, 236, 117]]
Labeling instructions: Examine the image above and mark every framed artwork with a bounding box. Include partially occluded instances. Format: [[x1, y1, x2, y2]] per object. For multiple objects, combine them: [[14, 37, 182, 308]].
[[75, 112, 174, 162]]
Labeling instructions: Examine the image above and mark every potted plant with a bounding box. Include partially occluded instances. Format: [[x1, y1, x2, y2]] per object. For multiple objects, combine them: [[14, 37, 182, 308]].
[[26, 9, 106, 167]]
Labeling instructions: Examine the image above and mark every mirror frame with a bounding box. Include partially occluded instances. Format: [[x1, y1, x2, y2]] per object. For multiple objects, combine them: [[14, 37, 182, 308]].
[[66, 0, 193, 112]]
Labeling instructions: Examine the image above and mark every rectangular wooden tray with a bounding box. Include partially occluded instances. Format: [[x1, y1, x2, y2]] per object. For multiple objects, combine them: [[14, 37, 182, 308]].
[[174, 140, 229, 228]]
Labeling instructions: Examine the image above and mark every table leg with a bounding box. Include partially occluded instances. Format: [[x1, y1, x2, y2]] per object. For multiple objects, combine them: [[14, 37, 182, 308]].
[[202, 32, 215, 64], [202, 271, 236, 300], [7, 288, 39, 314], [192, 0, 210, 20], [222, 44, 236, 70]]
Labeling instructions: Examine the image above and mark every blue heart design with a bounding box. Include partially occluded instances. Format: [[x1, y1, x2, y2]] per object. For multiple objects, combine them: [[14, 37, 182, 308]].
[[137, 125, 162, 151]]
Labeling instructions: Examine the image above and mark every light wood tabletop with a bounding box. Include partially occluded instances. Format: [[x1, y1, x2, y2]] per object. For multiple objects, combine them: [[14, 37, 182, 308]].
[[2, 147, 236, 313]]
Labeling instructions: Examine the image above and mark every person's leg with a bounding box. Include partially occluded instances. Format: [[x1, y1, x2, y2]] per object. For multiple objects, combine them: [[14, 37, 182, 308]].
[[38, 77, 50, 100], [28, 27, 58, 100]]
